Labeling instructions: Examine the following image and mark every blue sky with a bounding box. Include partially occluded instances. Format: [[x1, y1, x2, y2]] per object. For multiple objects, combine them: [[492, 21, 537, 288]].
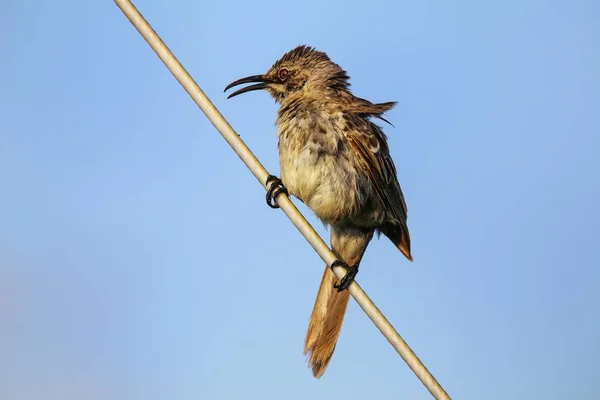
[[1, 0, 599, 399]]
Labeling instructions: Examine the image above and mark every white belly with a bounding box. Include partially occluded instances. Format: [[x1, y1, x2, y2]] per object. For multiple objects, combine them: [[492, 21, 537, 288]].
[[279, 141, 363, 224]]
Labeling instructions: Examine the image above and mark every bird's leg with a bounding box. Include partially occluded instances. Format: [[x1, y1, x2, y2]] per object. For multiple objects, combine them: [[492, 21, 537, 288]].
[[265, 175, 288, 209], [331, 260, 359, 292]]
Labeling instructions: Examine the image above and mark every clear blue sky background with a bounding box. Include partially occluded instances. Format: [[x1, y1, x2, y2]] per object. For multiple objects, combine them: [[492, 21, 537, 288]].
[[1, 1, 598, 399]]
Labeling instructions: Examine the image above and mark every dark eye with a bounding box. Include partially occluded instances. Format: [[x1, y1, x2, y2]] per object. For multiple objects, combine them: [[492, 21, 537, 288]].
[[278, 68, 288, 81]]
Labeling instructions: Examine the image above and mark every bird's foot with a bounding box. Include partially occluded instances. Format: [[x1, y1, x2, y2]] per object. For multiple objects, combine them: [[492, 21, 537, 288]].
[[331, 260, 359, 292], [265, 175, 288, 209]]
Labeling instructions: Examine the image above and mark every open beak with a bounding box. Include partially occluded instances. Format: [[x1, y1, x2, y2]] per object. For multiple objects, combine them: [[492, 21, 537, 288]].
[[224, 74, 272, 99]]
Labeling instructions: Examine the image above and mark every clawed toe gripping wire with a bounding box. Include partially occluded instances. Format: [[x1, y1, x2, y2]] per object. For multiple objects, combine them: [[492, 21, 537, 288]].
[[265, 175, 288, 209], [331, 260, 359, 292]]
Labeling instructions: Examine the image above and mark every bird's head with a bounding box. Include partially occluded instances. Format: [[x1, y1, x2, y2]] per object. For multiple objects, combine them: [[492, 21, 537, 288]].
[[225, 45, 350, 103]]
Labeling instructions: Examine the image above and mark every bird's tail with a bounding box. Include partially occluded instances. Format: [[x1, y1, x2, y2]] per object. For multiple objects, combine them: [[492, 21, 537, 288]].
[[304, 227, 373, 378], [304, 266, 350, 378]]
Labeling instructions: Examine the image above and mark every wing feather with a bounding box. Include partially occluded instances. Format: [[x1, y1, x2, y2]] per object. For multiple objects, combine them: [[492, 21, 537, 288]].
[[343, 118, 407, 224]]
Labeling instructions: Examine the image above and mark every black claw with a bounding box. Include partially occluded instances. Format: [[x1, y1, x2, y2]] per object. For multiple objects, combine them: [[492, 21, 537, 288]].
[[331, 260, 359, 292], [265, 175, 288, 209]]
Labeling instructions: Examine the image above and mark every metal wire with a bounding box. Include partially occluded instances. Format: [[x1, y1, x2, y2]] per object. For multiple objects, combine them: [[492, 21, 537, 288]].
[[114, 1, 451, 398]]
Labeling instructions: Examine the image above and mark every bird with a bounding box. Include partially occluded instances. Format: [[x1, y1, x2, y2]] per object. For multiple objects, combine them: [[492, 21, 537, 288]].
[[224, 45, 412, 378]]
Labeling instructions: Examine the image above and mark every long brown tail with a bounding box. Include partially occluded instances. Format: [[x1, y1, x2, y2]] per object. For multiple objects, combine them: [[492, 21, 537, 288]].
[[304, 266, 350, 377], [303, 227, 373, 378]]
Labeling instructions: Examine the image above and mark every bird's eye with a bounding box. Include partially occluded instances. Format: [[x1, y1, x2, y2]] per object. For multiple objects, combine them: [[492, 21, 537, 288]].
[[278, 68, 288, 81]]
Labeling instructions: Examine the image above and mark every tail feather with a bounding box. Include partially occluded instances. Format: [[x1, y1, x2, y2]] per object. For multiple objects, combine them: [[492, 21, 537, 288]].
[[303, 227, 373, 378], [304, 267, 350, 378]]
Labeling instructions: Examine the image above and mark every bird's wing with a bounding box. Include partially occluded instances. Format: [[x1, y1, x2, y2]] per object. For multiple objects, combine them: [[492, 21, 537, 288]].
[[343, 116, 408, 224]]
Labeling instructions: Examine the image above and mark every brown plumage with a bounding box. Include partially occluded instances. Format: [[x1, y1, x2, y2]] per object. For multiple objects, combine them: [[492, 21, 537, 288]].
[[225, 45, 412, 377]]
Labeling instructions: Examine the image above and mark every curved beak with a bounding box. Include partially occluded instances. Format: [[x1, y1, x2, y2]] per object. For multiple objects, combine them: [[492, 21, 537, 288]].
[[224, 74, 272, 99]]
